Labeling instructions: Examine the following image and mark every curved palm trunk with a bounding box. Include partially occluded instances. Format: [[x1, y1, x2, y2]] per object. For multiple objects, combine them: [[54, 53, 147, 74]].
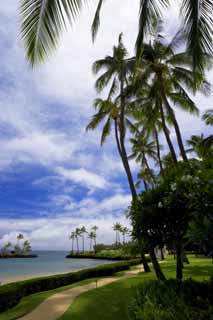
[[144, 179, 149, 191], [143, 155, 156, 187], [115, 120, 137, 200], [159, 103, 178, 164], [154, 127, 164, 176], [164, 97, 189, 163], [150, 247, 166, 281]]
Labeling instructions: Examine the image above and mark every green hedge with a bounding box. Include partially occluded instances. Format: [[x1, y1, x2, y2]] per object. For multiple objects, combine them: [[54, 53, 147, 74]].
[[129, 279, 213, 320], [0, 258, 141, 313]]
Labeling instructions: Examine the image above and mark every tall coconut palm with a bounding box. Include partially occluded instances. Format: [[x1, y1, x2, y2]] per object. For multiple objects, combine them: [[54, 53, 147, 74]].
[[80, 226, 87, 252], [121, 226, 129, 244], [69, 231, 76, 253], [129, 130, 158, 187], [113, 222, 122, 245], [135, 30, 210, 162], [21, 0, 213, 73], [88, 231, 96, 251], [75, 228, 81, 253], [17, 233, 24, 251], [91, 226, 98, 248], [88, 35, 137, 200]]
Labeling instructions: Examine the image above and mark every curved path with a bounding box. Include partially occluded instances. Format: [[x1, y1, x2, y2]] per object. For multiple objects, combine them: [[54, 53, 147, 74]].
[[19, 265, 143, 320]]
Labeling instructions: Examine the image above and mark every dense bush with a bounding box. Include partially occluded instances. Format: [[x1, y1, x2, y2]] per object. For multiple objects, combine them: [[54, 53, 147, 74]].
[[129, 279, 213, 320], [0, 259, 140, 313]]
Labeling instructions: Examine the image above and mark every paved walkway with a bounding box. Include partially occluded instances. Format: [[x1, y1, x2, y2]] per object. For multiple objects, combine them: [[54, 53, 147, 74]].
[[19, 266, 143, 320]]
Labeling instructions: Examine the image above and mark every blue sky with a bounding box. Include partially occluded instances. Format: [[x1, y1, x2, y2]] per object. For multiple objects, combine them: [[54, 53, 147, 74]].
[[0, 1, 212, 250]]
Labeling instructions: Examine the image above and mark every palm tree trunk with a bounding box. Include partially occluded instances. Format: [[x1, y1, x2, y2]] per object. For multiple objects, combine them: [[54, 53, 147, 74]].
[[159, 103, 178, 164], [176, 238, 183, 280], [154, 127, 164, 176], [143, 155, 156, 187], [149, 247, 166, 281], [144, 179, 149, 191], [82, 236, 84, 253], [164, 97, 188, 163], [72, 239, 74, 253]]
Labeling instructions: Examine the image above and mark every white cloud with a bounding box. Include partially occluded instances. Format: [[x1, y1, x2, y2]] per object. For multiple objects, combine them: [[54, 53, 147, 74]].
[[56, 167, 107, 190]]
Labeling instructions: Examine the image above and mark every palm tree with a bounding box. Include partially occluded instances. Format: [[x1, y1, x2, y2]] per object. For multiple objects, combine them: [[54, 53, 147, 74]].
[[17, 233, 24, 252], [187, 134, 213, 159], [91, 226, 98, 248], [1, 242, 12, 256], [75, 228, 81, 253], [129, 131, 157, 187], [23, 240, 32, 254], [69, 231, 76, 253], [121, 226, 129, 244], [21, 0, 212, 73], [80, 226, 87, 252], [113, 222, 122, 245], [136, 30, 209, 163], [88, 231, 96, 251], [87, 35, 137, 200]]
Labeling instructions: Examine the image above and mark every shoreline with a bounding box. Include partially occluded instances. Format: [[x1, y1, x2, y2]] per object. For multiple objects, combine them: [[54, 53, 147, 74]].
[[0, 258, 113, 285]]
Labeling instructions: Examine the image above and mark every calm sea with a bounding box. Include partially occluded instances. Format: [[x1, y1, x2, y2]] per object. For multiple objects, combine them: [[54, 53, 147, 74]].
[[0, 251, 112, 284]]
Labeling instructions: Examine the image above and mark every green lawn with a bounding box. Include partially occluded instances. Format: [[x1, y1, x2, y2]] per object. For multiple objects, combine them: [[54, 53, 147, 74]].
[[59, 255, 213, 320]]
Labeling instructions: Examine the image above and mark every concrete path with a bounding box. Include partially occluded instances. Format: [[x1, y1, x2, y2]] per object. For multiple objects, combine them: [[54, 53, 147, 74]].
[[19, 266, 143, 320]]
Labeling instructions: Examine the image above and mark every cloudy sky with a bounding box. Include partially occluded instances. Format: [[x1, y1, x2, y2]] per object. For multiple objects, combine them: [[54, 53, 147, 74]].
[[0, 1, 212, 250]]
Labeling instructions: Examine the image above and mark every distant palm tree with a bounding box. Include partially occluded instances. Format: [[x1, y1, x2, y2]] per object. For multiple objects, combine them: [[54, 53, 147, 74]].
[[1, 242, 12, 255], [23, 240, 31, 254], [113, 222, 122, 245], [121, 227, 129, 244], [88, 231, 96, 251], [17, 233, 24, 252], [69, 232, 76, 253], [80, 226, 87, 252], [75, 228, 81, 253], [91, 226, 98, 248]]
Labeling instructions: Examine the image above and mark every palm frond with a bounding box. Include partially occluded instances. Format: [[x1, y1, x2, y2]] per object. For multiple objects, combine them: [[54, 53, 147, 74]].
[[136, 0, 169, 53], [202, 109, 213, 125], [100, 117, 111, 145], [21, 0, 83, 66], [180, 0, 213, 72], [86, 111, 108, 131], [91, 0, 106, 42]]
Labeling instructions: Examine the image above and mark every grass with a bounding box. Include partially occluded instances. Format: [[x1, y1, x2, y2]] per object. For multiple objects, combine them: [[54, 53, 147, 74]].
[[59, 255, 213, 320]]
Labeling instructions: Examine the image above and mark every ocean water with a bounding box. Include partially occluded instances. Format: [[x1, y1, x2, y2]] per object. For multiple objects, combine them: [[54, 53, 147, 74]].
[[0, 251, 112, 284]]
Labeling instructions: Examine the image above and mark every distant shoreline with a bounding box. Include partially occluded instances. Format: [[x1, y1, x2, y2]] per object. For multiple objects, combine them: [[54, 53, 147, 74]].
[[0, 254, 38, 259], [66, 254, 135, 261]]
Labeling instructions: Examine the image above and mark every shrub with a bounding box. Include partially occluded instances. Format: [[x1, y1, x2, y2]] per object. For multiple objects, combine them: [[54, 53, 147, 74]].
[[0, 259, 140, 313], [129, 279, 213, 320]]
